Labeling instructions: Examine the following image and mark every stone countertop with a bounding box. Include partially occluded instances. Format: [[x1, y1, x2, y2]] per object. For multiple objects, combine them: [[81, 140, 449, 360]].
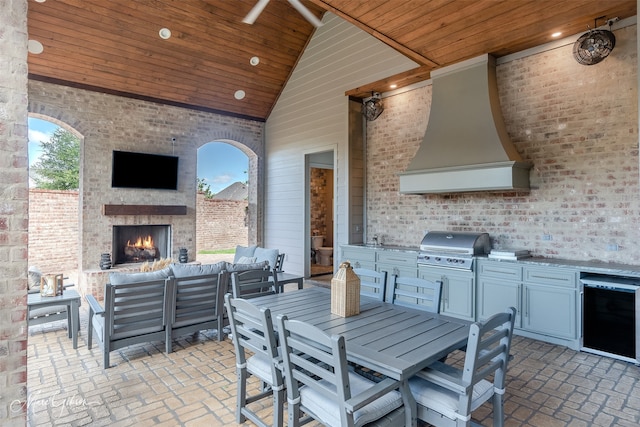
[[341, 244, 640, 277], [481, 256, 640, 277], [341, 243, 419, 253]]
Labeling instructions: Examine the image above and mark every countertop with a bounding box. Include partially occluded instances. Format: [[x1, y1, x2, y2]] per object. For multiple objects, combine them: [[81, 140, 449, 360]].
[[341, 244, 640, 277]]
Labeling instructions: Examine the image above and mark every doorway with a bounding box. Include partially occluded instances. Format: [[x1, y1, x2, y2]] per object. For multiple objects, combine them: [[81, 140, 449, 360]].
[[306, 150, 335, 279]]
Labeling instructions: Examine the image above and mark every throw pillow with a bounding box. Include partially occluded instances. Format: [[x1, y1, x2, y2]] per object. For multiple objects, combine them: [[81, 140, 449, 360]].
[[28, 266, 42, 290], [254, 247, 279, 269], [226, 260, 269, 273], [233, 245, 257, 263]]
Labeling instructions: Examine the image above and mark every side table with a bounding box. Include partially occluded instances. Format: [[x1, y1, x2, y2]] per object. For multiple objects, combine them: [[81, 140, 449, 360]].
[[27, 289, 81, 349], [276, 272, 304, 292]]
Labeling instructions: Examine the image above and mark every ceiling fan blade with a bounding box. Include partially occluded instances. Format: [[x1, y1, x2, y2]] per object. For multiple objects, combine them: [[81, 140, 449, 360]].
[[288, 0, 324, 27], [242, 0, 270, 25]]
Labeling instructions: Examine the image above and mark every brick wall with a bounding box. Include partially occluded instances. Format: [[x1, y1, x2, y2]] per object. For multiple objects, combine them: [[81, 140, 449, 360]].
[[28, 80, 264, 291], [1, 0, 28, 424], [195, 192, 248, 252], [366, 24, 638, 264], [28, 190, 79, 275], [28, 190, 248, 274]]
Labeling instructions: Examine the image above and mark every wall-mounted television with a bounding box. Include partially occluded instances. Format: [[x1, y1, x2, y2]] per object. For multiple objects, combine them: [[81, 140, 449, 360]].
[[111, 150, 179, 190]]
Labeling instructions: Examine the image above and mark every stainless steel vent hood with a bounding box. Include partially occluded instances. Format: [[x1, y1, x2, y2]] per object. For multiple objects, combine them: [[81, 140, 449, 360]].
[[399, 54, 532, 194]]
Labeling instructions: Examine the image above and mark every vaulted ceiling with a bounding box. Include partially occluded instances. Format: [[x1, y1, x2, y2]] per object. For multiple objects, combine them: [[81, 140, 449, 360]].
[[27, 0, 636, 121]]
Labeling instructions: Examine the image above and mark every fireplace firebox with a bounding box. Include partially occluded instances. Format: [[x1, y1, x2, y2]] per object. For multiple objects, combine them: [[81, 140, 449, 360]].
[[112, 225, 171, 265]]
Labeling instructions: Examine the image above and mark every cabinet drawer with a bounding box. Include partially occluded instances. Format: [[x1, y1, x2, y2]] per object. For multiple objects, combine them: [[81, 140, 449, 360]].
[[341, 247, 376, 263], [376, 251, 417, 266], [377, 263, 417, 279], [523, 266, 577, 288], [478, 261, 522, 280]]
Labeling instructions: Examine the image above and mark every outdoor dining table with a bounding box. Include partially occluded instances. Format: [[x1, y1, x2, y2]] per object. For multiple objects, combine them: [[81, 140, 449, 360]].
[[249, 286, 471, 427]]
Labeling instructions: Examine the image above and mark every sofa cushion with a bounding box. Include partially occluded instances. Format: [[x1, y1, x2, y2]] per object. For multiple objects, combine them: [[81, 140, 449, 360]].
[[109, 267, 171, 285], [170, 262, 226, 278], [226, 260, 269, 273], [233, 245, 257, 263], [254, 247, 279, 269], [235, 256, 257, 264]]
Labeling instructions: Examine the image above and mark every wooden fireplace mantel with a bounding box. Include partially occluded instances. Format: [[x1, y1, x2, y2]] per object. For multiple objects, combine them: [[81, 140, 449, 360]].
[[102, 204, 187, 216]]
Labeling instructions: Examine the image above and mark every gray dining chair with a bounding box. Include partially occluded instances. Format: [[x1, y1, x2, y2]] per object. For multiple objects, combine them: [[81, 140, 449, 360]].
[[353, 267, 387, 301], [408, 307, 517, 427], [230, 267, 278, 299], [390, 275, 442, 313], [224, 294, 284, 427], [276, 314, 406, 427]]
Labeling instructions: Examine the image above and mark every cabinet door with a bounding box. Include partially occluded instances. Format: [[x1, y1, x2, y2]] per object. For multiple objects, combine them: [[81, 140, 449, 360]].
[[419, 268, 474, 321], [523, 283, 576, 339], [477, 279, 521, 327], [340, 247, 375, 270]]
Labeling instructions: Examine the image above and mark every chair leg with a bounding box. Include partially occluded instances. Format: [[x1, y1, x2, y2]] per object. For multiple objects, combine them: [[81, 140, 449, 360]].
[[273, 387, 285, 427], [66, 309, 72, 338], [493, 392, 504, 427], [288, 398, 302, 427], [87, 314, 93, 350], [237, 368, 247, 424]]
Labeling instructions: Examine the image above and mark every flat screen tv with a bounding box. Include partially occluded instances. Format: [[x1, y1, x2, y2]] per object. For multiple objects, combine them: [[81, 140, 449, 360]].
[[111, 150, 179, 190]]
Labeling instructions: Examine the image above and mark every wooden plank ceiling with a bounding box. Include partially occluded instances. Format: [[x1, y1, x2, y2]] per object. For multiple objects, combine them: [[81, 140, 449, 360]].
[[27, 0, 636, 121]]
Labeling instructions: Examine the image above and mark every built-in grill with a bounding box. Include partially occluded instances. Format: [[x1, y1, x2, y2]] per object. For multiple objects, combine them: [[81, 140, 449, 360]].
[[417, 231, 491, 270]]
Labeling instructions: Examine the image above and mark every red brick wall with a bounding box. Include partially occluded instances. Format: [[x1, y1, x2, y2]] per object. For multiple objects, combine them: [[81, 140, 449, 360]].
[[196, 192, 248, 251], [28, 190, 79, 275]]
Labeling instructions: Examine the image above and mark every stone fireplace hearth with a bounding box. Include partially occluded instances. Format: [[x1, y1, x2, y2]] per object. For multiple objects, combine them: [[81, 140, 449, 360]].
[[112, 224, 171, 266]]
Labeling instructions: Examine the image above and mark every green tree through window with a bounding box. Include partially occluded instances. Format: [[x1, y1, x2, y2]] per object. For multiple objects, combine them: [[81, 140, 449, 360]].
[[31, 128, 80, 190]]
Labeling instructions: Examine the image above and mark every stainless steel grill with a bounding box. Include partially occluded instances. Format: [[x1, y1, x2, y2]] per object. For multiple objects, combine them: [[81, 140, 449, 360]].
[[417, 231, 491, 270]]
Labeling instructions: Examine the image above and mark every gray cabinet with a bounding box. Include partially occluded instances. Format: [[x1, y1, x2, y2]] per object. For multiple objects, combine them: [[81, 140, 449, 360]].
[[522, 266, 578, 341], [376, 250, 417, 279], [477, 259, 579, 349], [341, 246, 376, 270], [419, 266, 474, 321], [476, 260, 522, 327]]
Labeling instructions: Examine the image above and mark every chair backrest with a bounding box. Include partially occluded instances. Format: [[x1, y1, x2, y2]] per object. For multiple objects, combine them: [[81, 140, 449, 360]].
[[274, 253, 285, 273], [390, 275, 442, 313], [231, 267, 277, 299], [353, 267, 387, 301], [277, 315, 352, 424], [171, 272, 224, 328], [462, 307, 516, 393], [105, 278, 172, 340], [224, 294, 282, 382]]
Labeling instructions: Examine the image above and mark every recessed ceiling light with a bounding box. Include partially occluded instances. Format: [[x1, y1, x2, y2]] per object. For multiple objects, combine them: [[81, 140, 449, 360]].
[[234, 90, 246, 100], [250, 56, 260, 66], [551, 32, 562, 38], [390, 84, 397, 89], [159, 28, 172, 40], [28, 40, 44, 54], [34, 0, 46, 2]]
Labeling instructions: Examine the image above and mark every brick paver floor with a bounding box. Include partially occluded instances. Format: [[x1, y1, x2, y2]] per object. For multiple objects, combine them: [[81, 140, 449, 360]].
[[25, 285, 640, 426]]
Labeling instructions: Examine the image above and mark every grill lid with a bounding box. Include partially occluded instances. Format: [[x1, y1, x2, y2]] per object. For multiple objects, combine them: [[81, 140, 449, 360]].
[[420, 231, 491, 255]]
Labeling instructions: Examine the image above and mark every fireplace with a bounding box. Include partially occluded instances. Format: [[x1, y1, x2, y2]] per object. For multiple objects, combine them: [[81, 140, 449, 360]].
[[112, 225, 171, 265]]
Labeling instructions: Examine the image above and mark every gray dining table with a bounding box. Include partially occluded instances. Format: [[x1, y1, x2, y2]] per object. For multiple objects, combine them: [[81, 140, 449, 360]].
[[249, 286, 470, 426]]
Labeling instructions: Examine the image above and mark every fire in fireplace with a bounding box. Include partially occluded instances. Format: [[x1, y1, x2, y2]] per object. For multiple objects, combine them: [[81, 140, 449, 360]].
[[112, 225, 171, 265]]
